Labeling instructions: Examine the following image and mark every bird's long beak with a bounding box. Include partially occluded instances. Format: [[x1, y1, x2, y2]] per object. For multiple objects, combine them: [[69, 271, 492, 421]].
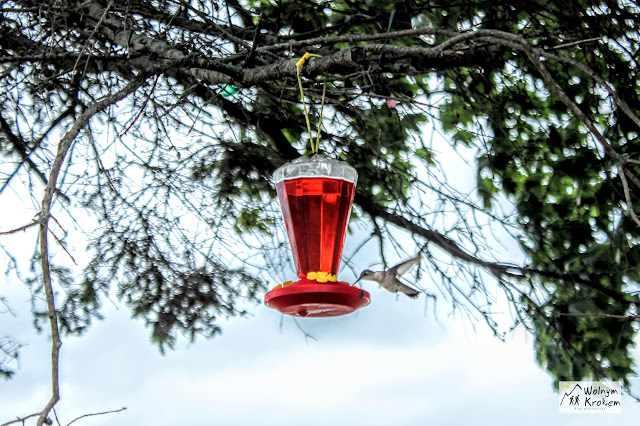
[[353, 277, 361, 285]]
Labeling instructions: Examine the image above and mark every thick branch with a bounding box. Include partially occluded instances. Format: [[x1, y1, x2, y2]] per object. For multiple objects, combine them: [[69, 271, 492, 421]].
[[0, 19, 501, 89], [240, 48, 367, 86]]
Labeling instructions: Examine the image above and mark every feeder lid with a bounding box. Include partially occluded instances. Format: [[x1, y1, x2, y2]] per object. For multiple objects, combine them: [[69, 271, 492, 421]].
[[265, 278, 370, 317], [273, 155, 358, 185]]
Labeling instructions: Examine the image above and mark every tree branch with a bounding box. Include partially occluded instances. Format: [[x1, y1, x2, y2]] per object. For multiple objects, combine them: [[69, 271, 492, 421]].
[[1, 413, 39, 426], [34, 70, 155, 426], [558, 312, 640, 320], [0, 114, 70, 203], [0, 221, 38, 236], [355, 194, 633, 306], [66, 407, 127, 426]]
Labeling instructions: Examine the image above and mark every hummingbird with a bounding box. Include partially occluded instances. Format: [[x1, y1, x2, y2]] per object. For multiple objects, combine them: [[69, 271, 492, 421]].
[[355, 255, 422, 299]]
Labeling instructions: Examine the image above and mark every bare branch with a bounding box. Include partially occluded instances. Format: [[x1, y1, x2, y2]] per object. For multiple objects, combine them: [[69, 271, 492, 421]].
[[0, 221, 38, 236], [1, 413, 39, 426], [66, 407, 127, 426], [549, 36, 603, 50], [47, 229, 77, 266], [558, 312, 640, 320]]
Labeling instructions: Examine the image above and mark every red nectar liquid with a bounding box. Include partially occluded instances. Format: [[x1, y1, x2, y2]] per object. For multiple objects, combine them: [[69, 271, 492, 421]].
[[276, 177, 355, 278]]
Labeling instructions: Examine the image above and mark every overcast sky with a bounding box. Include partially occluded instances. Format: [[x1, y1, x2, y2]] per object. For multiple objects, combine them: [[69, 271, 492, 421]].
[[3, 278, 640, 425], [2, 124, 640, 425]]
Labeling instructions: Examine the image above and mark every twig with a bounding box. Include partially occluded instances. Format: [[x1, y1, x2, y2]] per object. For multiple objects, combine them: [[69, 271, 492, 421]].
[[66, 407, 127, 426], [49, 215, 67, 235], [52, 407, 61, 426], [620, 169, 640, 227], [0, 115, 70, 203], [549, 36, 603, 50], [74, 0, 98, 9], [558, 312, 640, 320], [47, 229, 77, 266], [1, 413, 39, 426], [87, 127, 117, 192], [292, 317, 318, 342], [244, 13, 263, 68], [0, 221, 38, 236], [72, 0, 114, 79], [119, 75, 159, 138]]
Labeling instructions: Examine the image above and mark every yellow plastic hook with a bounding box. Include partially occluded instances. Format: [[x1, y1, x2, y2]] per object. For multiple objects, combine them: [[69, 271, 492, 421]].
[[296, 53, 326, 154]]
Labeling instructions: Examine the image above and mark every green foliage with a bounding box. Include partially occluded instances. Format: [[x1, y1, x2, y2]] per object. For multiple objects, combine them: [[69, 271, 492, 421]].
[[234, 208, 275, 235], [437, 1, 640, 385], [0, 337, 19, 380]]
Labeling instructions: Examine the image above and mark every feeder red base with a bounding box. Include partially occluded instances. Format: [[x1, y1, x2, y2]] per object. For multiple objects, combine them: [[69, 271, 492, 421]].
[[265, 278, 370, 317]]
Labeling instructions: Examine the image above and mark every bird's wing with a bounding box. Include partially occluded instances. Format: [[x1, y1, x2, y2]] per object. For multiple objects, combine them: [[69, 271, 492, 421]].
[[396, 281, 420, 299], [389, 255, 421, 277]]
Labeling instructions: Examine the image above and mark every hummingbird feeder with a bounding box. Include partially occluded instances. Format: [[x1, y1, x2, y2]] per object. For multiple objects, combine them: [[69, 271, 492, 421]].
[[264, 155, 371, 317]]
